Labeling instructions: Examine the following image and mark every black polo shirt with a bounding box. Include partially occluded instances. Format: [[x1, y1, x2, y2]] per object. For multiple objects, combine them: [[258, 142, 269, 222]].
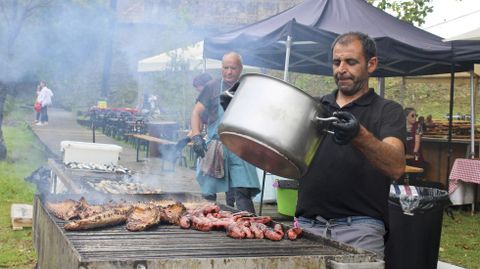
[[296, 89, 406, 224]]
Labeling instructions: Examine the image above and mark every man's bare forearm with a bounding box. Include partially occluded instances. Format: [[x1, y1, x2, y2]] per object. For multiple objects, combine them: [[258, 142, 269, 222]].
[[352, 125, 405, 180], [190, 103, 205, 137]]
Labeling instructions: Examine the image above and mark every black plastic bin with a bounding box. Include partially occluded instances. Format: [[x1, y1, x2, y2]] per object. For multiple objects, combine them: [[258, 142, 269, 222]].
[[385, 185, 450, 269]]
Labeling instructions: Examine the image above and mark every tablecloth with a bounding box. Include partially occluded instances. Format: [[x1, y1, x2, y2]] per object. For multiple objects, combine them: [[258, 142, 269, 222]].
[[448, 158, 480, 194]]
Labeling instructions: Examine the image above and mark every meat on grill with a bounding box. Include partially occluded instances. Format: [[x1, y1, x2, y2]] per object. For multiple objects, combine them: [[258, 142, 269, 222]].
[[64, 206, 132, 231], [126, 204, 164, 232], [46, 199, 82, 220], [249, 222, 266, 239], [48, 198, 298, 241], [162, 202, 186, 225], [264, 223, 285, 241], [46, 197, 107, 220], [286, 227, 303, 240]]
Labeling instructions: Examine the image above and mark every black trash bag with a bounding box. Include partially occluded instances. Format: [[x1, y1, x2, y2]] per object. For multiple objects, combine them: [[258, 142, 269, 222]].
[[385, 185, 451, 269], [388, 185, 451, 216]]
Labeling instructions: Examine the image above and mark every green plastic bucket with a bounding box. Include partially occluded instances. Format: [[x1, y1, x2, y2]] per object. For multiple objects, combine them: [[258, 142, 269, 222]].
[[275, 180, 299, 217]]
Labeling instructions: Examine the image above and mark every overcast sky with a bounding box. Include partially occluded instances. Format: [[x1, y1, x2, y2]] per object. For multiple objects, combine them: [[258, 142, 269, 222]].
[[422, 0, 480, 37]]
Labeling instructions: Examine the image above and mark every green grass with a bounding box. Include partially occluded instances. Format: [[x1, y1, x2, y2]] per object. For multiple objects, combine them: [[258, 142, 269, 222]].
[[440, 209, 480, 269], [0, 104, 46, 268]]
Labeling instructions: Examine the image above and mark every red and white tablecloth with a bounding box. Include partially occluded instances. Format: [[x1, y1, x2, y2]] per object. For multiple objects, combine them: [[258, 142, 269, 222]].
[[448, 158, 480, 194]]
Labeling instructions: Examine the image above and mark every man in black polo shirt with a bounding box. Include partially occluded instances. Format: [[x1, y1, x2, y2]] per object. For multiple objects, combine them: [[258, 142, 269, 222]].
[[296, 32, 406, 259]]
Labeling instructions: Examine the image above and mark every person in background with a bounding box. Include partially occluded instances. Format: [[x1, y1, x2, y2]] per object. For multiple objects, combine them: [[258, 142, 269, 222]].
[[36, 81, 53, 126], [417, 115, 427, 133], [405, 107, 424, 168], [192, 73, 213, 127], [192, 73, 213, 93], [190, 52, 260, 213], [295, 32, 406, 259], [425, 114, 436, 130], [174, 73, 213, 165], [34, 85, 42, 123]]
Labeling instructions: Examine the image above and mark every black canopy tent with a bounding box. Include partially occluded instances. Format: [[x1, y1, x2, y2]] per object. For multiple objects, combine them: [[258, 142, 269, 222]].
[[204, 0, 480, 187], [204, 19, 338, 79], [204, 0, 475, 77]]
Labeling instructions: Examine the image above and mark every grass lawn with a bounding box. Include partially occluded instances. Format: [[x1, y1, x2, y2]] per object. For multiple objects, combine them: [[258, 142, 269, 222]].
[[439, 209, 480, 269], [0, 105, 46, 269], [0, 104, 479, 268]]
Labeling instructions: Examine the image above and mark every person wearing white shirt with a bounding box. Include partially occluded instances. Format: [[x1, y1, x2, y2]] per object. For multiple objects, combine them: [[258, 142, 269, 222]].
[[36, 81, 53, 126]]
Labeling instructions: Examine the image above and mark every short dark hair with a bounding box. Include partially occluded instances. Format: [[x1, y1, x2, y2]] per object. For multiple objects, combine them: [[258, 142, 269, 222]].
[[331, 32, 377, 61], [192, 73, 213, 87]]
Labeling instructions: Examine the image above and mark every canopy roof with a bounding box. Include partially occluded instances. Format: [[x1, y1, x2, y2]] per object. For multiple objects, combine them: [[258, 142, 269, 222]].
[[138, 41, 259, 72], [137, 42, 220, 72], [204, 0, 478, 77], [443, 27, 480, 41]]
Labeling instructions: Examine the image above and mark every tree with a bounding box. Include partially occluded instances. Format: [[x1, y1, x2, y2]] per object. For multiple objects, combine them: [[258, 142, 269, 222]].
[[0, 0, 55, 160], [367, 0, 434, 26]]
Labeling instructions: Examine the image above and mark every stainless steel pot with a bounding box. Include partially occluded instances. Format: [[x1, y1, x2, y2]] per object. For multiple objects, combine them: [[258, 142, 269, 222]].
[[218, 73, 337, 179]]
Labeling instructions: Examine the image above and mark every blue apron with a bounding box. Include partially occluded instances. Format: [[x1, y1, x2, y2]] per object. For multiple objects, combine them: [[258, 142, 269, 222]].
[[196, 91, 260, 197]]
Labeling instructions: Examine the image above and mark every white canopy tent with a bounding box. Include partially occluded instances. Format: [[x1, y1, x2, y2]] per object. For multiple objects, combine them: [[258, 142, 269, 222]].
[[444, 28, 480, 158], [137, 41, 220, 72], [137, 41, 260, 72], [443, 27, 480, 41]]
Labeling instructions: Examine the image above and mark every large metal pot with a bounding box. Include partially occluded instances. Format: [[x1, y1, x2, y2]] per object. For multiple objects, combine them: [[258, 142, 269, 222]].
[[218, 73, 337, 179]]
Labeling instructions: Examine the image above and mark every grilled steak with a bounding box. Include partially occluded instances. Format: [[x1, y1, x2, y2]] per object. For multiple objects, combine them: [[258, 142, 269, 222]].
[[126, 204, 164, 231], [163, 202, 186, 224], [64, 206, 132, 231]]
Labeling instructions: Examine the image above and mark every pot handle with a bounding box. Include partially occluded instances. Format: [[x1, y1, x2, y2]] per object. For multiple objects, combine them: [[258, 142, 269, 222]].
[[314, 116, 339, 135], [315, 116, 339, 122], [220, 81, 241, 110], [224, 81, 240, 98]]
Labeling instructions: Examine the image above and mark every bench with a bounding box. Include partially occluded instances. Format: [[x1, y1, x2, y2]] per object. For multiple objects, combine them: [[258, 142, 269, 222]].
[[131, 134, 186, 171]]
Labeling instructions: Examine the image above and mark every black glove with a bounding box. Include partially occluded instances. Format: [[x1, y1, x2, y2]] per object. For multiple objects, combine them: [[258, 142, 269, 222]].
[[191, 134, 207, 158], [331, 111, 359, 145], [175, 136, 191, 152]]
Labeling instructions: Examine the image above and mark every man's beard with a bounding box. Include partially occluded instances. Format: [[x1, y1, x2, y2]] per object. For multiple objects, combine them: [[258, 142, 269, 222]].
[[335, 74, 368, 96]]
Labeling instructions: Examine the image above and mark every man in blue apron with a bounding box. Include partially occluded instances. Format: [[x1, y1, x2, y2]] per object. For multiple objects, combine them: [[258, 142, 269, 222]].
[[190, 52, 260, 213]]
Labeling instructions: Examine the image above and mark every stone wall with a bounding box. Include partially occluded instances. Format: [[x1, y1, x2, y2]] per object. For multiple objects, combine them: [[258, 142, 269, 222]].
[[118, 0, 303, 28]]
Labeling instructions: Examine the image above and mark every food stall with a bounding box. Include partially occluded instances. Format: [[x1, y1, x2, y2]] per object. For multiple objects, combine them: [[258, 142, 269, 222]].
[[421, 120, 480, 187]]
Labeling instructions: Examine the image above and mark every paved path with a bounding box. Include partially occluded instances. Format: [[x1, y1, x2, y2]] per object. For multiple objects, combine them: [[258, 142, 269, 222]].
[[29, 107, 200, 194]]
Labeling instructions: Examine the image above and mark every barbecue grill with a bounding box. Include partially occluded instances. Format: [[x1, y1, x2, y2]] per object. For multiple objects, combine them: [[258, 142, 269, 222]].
[[33, 193, 384, 269]]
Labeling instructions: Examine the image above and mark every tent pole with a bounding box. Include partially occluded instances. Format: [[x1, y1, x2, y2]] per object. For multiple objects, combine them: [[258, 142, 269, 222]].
[[283, 35, 292, 82], [470, 70, 475, 159], [446, 63, 455, 191], [377, 77, 385, 97]]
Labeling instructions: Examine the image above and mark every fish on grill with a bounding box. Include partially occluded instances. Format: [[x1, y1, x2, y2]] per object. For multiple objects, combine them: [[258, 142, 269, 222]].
[[87, 180, 162, 194], [64, 206, 132, 231], [126, 204, 165, 231]]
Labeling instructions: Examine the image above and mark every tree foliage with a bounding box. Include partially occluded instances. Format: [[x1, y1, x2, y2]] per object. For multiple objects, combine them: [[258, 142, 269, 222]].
[[367, 0, 434, 26]]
